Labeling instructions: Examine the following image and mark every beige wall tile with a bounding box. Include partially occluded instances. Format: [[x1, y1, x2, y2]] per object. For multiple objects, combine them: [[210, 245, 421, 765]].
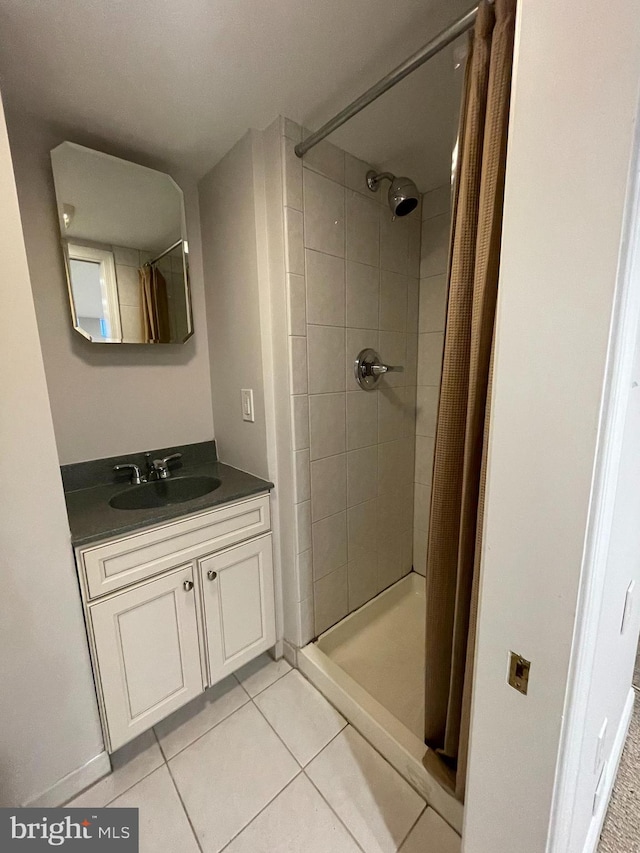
[[415, 385, 439, 438], [283, 137, 303, 211], [312, 512, 347, 580], [379, 270, 408, 332], [380, 208, 408, 274], [302, 137, 345, 184], [347, 547, 378, 611], [311, 453, 347, 522], [305, 249, 345, 326], [295, 500, 312, 553], [293, 448, 311, 503], [347, 498, 378, 556], [422, 185, 451, 221], [417, 332, 444, 386], [314, 565, 348, 634], [285, 206, 305, 274], [289, 336, 308, 394], [415, 435, 435, 486], [309, 392, 346, 460], [347, 445, 378, 507], [346, 261, 379, 330], [378, 532, 404, 591], [287, 273, 307, 336], [291, 394, 310, 450], [346, 389, 378, 450], [346, 191, 379, 267], [303, 169, 345, 257], [420, 213, 449, 278], [419, 273, 448, 333], [308, 325, 346, 393]]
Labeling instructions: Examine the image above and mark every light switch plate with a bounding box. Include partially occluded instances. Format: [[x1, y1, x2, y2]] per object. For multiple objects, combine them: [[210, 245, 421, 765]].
[[241, 389, 255, 423]]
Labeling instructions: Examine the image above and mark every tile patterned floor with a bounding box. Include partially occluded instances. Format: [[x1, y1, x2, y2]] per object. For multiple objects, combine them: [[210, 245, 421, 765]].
[[67, 654, 461, 853]]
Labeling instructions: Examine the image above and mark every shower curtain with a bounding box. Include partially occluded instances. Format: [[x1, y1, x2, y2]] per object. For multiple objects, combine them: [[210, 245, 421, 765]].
[[139, 265, 171, 343], [422, 0, 516, 801]]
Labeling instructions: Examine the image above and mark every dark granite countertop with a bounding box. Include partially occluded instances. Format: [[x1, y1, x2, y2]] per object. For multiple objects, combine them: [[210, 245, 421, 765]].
[[65, 460, 273, 547]]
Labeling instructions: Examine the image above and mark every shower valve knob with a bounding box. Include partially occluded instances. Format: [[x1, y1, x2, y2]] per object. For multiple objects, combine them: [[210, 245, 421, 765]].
[[354, 348, 404, 391]]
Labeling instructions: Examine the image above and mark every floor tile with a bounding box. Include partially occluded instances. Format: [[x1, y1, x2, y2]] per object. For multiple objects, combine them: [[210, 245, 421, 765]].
[[254, 670, 346, 765], [234, 653, 291, 697], [66, 730, 163, 808], [169, 702, 299, 852], [306, 726, 425, 853], [108, 765, 199, 853], [154, 675, 249, 759], [398, 808, 460, 853], [224, 774, 361, 853]]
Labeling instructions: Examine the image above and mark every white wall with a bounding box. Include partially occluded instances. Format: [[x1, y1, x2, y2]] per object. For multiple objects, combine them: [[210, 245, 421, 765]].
[[0, 93, 104, 807], [464, 2, 640, 852], [198, 131, 269, 479], [6, 110, 214, 465]]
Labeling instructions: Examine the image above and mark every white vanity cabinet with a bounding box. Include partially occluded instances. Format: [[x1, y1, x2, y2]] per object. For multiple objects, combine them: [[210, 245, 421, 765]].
[[200, 535, 275, 685], [76, 493, 275, 752]]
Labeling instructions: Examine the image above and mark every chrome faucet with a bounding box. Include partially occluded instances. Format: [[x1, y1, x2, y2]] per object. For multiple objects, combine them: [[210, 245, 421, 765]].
[[114, 452, 182, 485], [113, 463, 146, 485], [147, 452, 182, 480]]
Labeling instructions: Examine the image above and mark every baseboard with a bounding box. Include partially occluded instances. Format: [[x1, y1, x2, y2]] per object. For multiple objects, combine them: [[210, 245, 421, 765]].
[[25, 751, 111, 808], [583, 688, 635, 853]]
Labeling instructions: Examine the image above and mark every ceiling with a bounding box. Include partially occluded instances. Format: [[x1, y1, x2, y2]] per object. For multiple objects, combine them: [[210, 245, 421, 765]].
[[0, 0, 471, 191]]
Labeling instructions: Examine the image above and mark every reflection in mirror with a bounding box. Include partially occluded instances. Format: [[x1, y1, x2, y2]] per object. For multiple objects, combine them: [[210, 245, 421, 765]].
[[50, 142, 193, 344]]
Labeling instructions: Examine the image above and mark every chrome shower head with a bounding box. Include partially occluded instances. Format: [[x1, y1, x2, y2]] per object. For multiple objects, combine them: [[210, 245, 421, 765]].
[[366, 170, 419, 217]]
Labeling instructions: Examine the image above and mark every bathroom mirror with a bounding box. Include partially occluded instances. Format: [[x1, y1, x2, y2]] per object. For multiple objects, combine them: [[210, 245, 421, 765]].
[[50, 142, 193, 344]]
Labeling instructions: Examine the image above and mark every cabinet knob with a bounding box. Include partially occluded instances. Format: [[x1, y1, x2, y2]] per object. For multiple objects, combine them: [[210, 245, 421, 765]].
[[207, 570, 217, 581], [183, 579, 194, 592]]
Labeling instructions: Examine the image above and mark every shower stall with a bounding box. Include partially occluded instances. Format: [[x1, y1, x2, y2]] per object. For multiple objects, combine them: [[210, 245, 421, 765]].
[[278, 117, 458, 823], [276, 0, 514, 836]]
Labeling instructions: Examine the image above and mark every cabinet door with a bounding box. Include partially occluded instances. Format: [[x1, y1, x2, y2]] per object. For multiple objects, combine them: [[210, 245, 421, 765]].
[[90, 564, 203, 751], [200, 534, 276, 685]]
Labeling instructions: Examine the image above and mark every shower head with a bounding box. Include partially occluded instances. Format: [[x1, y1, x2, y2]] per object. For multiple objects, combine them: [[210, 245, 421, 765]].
[[366, 170, 419, 217]]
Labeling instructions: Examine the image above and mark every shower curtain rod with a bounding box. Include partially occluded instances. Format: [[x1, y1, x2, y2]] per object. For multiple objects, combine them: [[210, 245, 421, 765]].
[[145, 239, 183, 267], [295, 4, 479, 158]]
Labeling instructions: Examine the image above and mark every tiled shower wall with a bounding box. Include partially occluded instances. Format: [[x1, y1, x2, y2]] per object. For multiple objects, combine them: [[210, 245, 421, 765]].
[[413, 186, 452, 575], [280, 117, 421, 643]]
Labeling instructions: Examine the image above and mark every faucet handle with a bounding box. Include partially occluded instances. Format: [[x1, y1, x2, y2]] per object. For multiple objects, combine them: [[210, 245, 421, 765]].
[[161, 453, 182, 466], [113, 463, 145, 485]]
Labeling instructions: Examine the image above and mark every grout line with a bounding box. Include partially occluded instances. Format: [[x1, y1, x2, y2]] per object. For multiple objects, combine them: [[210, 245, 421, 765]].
[[302, 769, 367, 853], [102, 762, 165, 808], [152, 725, 168, 764], [158, 688, 252, 764], [216, 770, 304, 853], [396, 802, 429, 852], [165, 758, 205, 853], [239, 661, 293, 700]]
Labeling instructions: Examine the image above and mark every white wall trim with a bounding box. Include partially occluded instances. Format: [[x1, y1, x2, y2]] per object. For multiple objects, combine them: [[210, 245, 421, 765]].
[[25, 751, 110, 808], [546, 103, 640, 853], [584, 689, 635, 853]]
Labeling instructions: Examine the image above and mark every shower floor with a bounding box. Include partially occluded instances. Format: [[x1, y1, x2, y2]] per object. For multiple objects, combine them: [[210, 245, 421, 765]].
[[299, 572, 463, 834], [317, 572, 425, 738]]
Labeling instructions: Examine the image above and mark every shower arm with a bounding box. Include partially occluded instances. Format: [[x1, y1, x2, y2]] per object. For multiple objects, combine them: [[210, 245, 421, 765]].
[[366, 172, 395, 192]]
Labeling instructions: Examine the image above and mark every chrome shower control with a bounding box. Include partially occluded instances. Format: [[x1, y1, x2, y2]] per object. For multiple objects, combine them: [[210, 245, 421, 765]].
[[354, 348, 404, 391]]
